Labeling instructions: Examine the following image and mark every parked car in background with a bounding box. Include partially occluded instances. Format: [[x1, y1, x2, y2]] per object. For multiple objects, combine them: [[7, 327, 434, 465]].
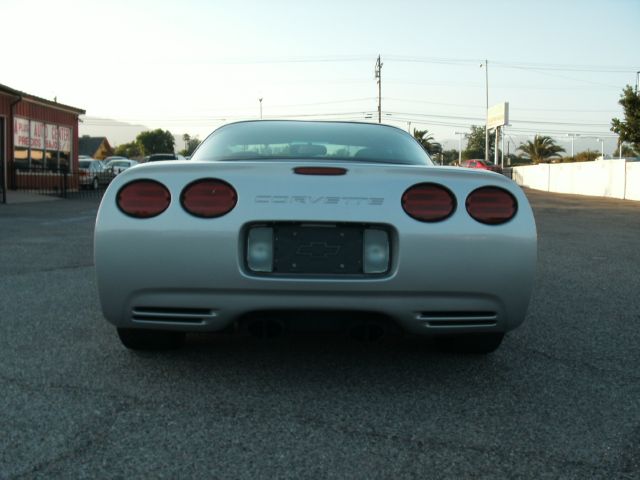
[[78, 158, 112, 189], [461, 159, 503, 174], [105, 158, 138, 175], [147, 153, 187, 162]]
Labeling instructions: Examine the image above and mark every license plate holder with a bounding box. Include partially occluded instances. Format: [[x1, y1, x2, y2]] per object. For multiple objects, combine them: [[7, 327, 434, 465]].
[[273, 225, 363, 274]]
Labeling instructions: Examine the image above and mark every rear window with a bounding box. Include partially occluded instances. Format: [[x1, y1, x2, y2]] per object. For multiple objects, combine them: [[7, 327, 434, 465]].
[[148, 154, 176, 161], [192, 121, 432, 166], [79, 161, 90, 168]]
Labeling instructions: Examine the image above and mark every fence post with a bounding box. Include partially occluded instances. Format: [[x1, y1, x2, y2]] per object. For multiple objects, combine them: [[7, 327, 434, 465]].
[[1, 158, 5, 204], [62, 167, 67, 198]]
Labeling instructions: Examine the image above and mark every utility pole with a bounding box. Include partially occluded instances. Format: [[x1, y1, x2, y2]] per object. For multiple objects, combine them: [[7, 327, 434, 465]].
[[494, 127, 500, 166], [567, 133, 580, 158], [375, 55, 383, 124], [636, 71, 640, 94], [481, 59, 489, 163], [501, 126, 505, 168]]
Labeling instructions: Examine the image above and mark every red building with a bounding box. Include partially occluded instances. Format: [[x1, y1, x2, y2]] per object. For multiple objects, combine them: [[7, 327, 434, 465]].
[[0, 83, 85, 195]]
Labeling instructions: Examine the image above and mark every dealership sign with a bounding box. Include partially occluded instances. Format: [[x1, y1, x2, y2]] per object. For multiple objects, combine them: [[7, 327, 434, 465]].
[[30, 121, 45, 149], [14, 117, 30, 148], [46, 124, 59, 150], [487, 102, 509, 130], [14, 117, 71, 152]]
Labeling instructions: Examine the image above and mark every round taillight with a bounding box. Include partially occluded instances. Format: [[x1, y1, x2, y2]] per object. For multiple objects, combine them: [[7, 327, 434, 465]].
[[466, 186, 517, 225], [401, 183, 456, 222], [181, 178, 237, 218], [117, 180, 170, 218]]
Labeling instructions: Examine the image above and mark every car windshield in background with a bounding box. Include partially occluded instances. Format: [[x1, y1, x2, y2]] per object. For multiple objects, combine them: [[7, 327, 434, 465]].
[[192, 121, 433, 166]]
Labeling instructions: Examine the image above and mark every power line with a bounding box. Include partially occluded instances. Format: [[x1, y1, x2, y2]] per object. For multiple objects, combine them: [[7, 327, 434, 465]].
[[384, 55, 636, 73]]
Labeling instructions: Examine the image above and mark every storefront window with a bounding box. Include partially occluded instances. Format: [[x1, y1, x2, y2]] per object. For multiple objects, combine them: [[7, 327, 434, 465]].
[[13, 117, 72, 172], [59, 126, 71, 171], [45, 124, 60, 171], [29, 121, 45, 170], [13, 117, 29, 170], [14, 147, 28, 170]]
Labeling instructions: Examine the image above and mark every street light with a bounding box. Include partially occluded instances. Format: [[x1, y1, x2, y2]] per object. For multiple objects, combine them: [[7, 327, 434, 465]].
[[258, 97, 263, 120], [596, 138, 604, 159], [480, 60, 489, 163], [566, 133, 580, 159], [454, 131, 468, 165]]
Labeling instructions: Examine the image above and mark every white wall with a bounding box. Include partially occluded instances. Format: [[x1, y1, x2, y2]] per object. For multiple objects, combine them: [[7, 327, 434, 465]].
[[512, 161, 640, 202]]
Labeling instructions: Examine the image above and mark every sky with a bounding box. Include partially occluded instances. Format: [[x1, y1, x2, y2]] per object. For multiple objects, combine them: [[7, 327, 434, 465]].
[[2, 0, 639, 155]]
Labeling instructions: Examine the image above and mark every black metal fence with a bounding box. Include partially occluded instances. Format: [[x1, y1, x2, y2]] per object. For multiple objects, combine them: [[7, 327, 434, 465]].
[[1, 158, 5, 204], [3, 164, 110, 201]]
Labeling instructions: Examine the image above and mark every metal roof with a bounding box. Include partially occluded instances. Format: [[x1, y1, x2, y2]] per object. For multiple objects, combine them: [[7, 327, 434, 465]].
[[0, 83, 85, 115]]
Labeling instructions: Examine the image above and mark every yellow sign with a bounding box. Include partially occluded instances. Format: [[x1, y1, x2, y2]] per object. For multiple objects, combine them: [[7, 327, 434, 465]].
[[487, 102, 509, 129]]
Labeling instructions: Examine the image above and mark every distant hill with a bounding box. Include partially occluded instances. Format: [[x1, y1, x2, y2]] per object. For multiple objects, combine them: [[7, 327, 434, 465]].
[[79, 116, 148, 146]]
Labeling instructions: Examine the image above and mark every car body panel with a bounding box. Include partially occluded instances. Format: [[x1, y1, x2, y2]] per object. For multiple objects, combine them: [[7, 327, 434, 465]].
[[95, 149, 536, 336]]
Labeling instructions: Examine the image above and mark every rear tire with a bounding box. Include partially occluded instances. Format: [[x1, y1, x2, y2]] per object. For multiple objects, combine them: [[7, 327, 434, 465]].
[[117, 328, 185, 350], [435, 332, 505, 354]]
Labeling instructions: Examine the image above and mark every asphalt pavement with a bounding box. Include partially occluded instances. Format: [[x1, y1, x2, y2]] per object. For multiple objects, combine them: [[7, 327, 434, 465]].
[[0, 190, 638, 479]]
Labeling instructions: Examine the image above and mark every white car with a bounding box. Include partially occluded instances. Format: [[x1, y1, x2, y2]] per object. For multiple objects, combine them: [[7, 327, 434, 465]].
[[95, 120, 537, 353], [105, 158, 138, 175]]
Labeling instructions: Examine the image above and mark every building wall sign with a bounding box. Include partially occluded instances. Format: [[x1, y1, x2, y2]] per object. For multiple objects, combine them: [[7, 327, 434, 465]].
[[59, 126, 71, 153], [30, 121, 45, 149], [14, 117, 30, 148], [46, 124, 59, 150]]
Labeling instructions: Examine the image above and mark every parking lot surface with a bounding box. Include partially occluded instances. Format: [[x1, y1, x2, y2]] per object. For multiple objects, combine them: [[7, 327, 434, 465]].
[[0, 190, 638, 479]]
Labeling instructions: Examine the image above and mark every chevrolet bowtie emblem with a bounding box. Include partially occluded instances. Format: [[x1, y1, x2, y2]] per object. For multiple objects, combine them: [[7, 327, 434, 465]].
[[296, 242, 341, 258]]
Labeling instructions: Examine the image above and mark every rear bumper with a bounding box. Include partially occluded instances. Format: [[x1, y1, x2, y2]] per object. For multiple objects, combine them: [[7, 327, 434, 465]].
[[103, 287, 517, 336]]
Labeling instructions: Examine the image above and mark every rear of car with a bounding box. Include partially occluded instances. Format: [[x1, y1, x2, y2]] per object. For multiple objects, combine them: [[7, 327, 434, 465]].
[[95, 121, 536, 352], [79, 159, 104, 189], [106, 159, 138, 175], [462, 159, 503, 174]]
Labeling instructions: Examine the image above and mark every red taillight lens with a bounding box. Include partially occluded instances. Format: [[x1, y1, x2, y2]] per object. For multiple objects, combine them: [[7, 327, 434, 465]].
[[181, 179, 237, 218], [466, 186, 517, 225], [117, 180, 170, 218], [401, 183, 456, 222]]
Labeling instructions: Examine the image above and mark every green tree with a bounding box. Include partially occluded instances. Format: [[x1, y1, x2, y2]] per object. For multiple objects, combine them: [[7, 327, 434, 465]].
[[114, 142, 142, 159], [137, 129, 175, 155], [517, 135, 565, 164], [615, 143, 638, 157], [412, 129, 442, 155], [462, 125, 495, 160], [441, 149, 459, 165], [179, 137, 201, 156], [611, 85, 640, 152], [572, 150, 599, 162]]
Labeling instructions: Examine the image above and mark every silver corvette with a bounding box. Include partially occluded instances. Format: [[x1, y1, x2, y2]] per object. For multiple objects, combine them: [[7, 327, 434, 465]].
[[95, 121, 536, 353]]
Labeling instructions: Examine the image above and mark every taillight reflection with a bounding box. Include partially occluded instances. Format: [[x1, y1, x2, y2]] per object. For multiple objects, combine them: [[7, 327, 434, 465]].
[[466, 186, 517, 225], [181, 179, 237, 218], [117, 180, 171, 218], [401, 183, 456, 222]]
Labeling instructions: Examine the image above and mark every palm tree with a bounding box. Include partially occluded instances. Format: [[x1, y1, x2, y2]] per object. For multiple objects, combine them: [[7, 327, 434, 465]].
[[518, 135, 565, 164], [413, 129, 442, 156]]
